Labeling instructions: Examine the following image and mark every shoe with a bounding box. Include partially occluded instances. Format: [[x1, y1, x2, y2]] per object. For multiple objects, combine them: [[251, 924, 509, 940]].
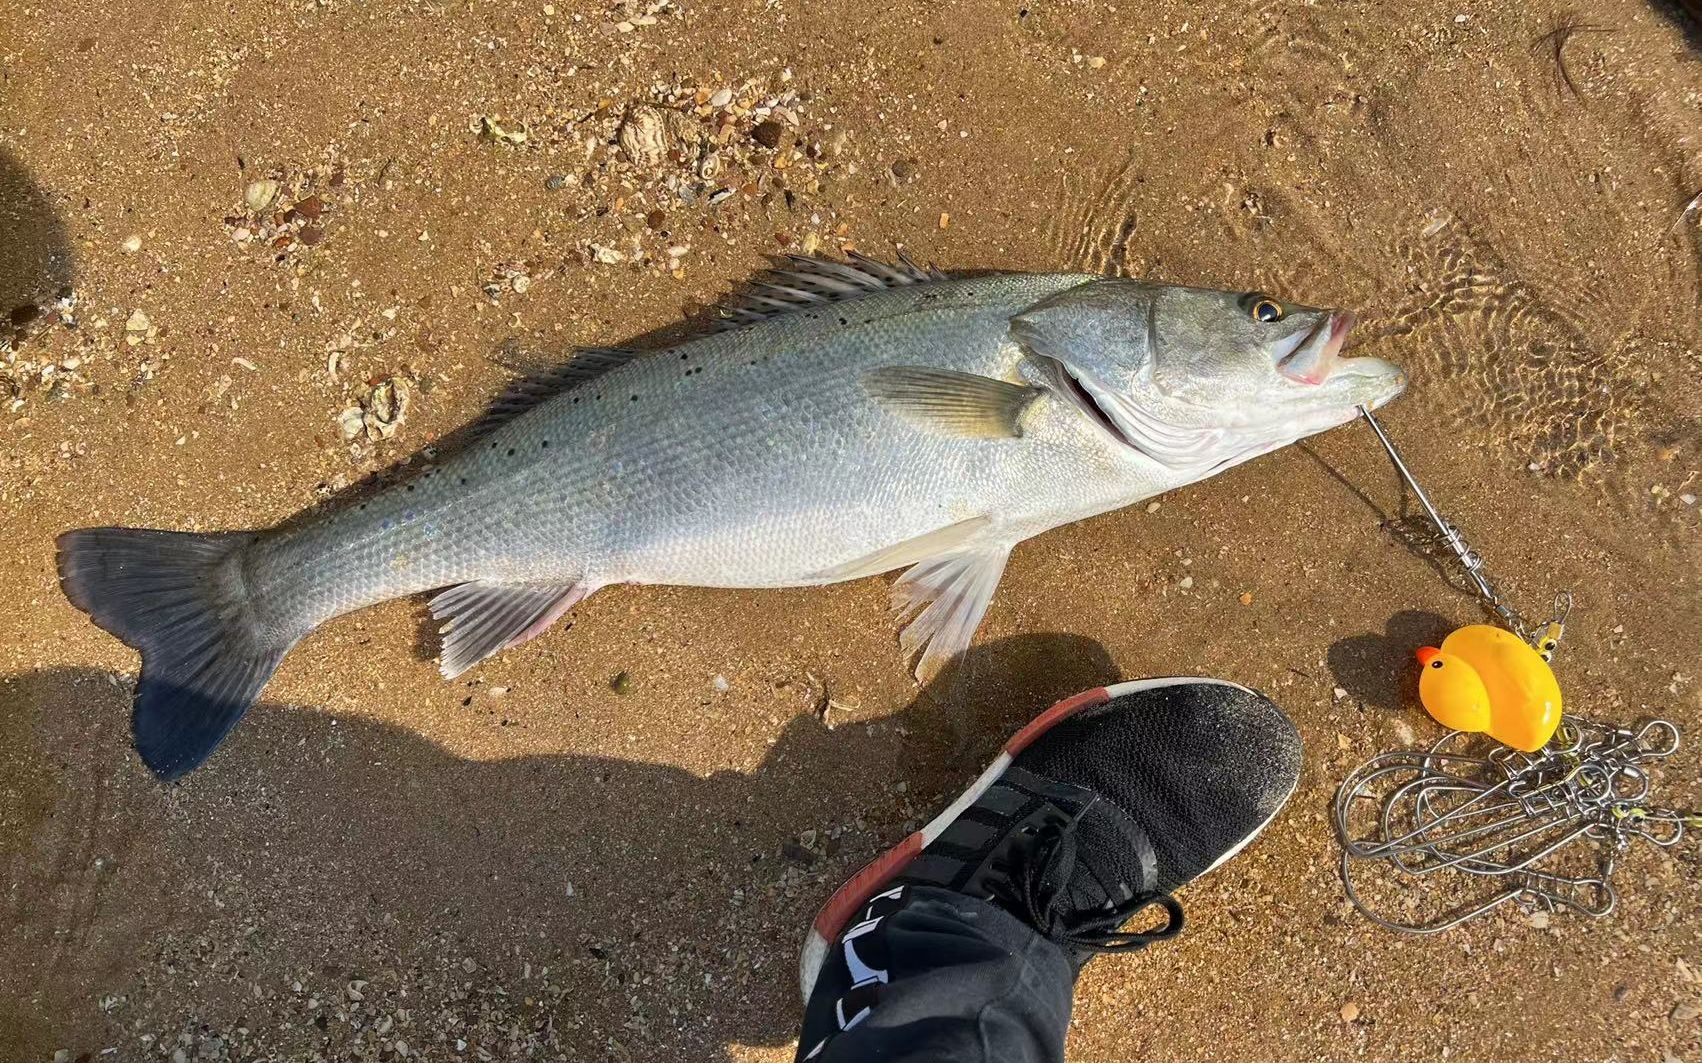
[[799, 677, 1303, 999]]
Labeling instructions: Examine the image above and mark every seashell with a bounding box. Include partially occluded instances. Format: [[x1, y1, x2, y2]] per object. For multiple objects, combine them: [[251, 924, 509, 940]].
[[618, 105, 674, 170]]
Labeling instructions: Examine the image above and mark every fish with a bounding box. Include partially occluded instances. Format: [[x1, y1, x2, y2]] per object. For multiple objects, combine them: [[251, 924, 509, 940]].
[[56, 255, 1406, 779]]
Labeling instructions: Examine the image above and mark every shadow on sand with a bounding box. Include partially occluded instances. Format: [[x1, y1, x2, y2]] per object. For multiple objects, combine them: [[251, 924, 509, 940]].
[[0, 145, 74, 337], [0, 633, 1120, 1060]]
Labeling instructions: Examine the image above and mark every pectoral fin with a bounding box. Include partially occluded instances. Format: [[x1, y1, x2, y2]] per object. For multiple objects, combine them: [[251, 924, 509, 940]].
[[862, 367, 1041, 439]]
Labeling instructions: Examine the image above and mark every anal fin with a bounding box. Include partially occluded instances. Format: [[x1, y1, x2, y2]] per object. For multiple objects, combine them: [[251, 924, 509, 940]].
[[429, 579, 596, 678], [892, 544, 1013, 683]]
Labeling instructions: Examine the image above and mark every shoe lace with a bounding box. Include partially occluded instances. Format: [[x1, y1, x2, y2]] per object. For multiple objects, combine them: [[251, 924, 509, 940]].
[[990, 820, 1184, 954]]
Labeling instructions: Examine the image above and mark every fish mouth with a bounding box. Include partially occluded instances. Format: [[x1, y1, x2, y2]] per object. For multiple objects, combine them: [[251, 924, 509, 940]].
[[1278, 311, 1406, 411], [1276, 310, 1355, 385]]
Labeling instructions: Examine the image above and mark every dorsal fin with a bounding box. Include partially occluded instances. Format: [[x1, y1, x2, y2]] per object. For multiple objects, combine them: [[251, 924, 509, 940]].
[[713, 252, 948, 329], [475, 346, 642, 434]]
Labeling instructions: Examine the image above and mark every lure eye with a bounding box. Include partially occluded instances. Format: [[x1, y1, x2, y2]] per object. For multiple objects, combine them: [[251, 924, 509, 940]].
[[1429, 659, 1444, 669], [1251, 298, 1284, 323]]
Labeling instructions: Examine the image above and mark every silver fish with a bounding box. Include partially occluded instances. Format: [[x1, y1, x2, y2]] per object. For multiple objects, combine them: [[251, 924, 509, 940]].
[[57, 256, 1405, 778]]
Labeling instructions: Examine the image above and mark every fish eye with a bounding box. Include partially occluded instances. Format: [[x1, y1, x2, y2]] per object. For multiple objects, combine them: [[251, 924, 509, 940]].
[[1249, 297, 1284, 323]]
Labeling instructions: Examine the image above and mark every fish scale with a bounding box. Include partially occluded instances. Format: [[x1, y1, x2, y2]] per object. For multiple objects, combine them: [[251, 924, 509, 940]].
[[55, 256, 1404, 778]]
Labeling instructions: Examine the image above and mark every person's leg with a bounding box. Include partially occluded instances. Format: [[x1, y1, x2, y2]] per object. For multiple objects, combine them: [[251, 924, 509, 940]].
[[797, 885, 1072, 1062], [794, 678, 1304, 1063]]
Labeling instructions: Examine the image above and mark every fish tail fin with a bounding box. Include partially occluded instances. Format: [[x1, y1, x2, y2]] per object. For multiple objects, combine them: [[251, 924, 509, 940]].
[[56, 527, 293, 780]]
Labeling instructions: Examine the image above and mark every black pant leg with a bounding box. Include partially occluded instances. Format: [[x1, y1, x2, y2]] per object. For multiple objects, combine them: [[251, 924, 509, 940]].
[[796, 885, 1073, 1063]]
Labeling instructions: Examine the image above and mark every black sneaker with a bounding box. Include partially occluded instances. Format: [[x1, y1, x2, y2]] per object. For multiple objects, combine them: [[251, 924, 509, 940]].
[[799, 677, 1303, 1000]]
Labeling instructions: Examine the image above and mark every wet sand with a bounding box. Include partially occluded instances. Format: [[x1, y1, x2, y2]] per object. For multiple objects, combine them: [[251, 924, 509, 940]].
[[3, 1, 1699, 1059]]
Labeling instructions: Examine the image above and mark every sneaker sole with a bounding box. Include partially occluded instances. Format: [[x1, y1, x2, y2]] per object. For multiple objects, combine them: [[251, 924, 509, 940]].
[[797, 676, 1293, 1001]]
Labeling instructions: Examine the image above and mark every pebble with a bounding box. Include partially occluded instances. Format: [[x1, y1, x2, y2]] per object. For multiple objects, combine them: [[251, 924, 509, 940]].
[[1340, 1001, 1360, 1023], [244, 178, 280, 212], [1672, 1000, 1700, 1022], [1613, 983, 1632, 1004], [712, 674, 729, 692], [1146, 501, 1161, 513], [752, 119, 785, 149], [1178, 575, 1194, 590], [890, 158, 919, 183], [544, 174, 567, 191], [1238, 591, 1254, 606], [708, 87, 733, 108], [121, 234, 142, 253], [610, 671, 632, 694]]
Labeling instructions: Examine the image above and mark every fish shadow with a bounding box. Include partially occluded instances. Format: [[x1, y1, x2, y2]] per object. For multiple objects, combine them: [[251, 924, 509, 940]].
[[0, 633, 1118, 1061], [0, 145, 74, 333], [1326, 609, 1455, 713]]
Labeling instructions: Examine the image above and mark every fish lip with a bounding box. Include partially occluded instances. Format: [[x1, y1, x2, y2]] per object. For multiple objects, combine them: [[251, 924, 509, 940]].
[[1038, 355, 1140, 451]]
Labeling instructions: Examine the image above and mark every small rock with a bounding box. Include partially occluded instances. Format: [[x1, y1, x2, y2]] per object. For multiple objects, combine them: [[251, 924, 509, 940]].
[[172, 1050, 189, 1063], [488, 686, 509, 697], [712, 674, 729, 692], [1333, 686, 1348, 700], [1672, 1000, 1701, 1023], [1613, 983, 1632, 1004], [1086, 55, 1106, 69], [1526, 909, 1550, 929], [121, 234, 142, 253], [1178, 575, 1194, 590], [244, 178, 280, 212], [1238, 591, 1254, 606], [53, 1052, 71, 1063], [610, 671, 632, 694], [511, 274, 531, 295], [890, 157, 919, 183], [1340, 1001, 1360, 1023], [708, 87, 733, 108], [645, 209, 667, 230], [461, 957, 478, 974], [544, 174, 567, 191], [393, 1040, 409, 1058], [751, 120, 785, 149], [1146, 501, 1161, 513], [1392, 719, 1416, 745]]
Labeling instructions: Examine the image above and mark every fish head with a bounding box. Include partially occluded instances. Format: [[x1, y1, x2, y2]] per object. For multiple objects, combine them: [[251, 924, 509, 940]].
[[1014, 279, 1406, 470]]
